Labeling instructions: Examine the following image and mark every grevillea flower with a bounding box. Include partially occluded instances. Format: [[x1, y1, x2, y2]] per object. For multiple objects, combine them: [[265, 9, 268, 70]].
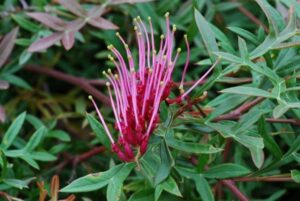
[[89, 13, 219, 162]]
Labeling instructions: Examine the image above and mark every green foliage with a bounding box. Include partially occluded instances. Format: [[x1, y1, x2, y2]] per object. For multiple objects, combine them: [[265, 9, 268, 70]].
[[1, 0, 300, 200]]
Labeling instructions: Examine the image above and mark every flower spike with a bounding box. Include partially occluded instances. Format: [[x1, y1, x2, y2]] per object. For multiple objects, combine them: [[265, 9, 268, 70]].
[[89, 15, 218, 162]]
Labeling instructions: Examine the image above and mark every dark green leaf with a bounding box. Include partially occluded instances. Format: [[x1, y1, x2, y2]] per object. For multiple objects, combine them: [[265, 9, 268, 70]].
[[204, 163, 250, 179]]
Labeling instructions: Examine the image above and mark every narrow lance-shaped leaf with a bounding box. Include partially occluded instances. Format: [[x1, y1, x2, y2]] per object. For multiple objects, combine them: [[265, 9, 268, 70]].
[[166, 137, 222, 154], [62, 31, 75, 50], [204, 163, 251, 179], [221, 86, 275, 98], [28, 33, 64, 52], [154, 140, 174, 185], [0, 74, 32, 90], [250, 147, 264, 169], [0, 112, 26, 150], [58, 0, 86, 17], [110, 0, 154, 5], [0, 80, 9, 90], [88, 17, 119, 30], [154, 177, 182, 201], [255, 0, 284, 36], [0, 27, 19, 68], [258, 116, 283, 159], [24, 126, 47, 152], [194, 9, 219, 64], [106, 163, 136, 201], [86, 113, 111, 149], [26, 12, 66, 31], [194, 175, 215, 201], [238, 37, 249, 59], [291, 170, 300, 183], [0, 105, 6, 123], [60, 163, 125, 193]]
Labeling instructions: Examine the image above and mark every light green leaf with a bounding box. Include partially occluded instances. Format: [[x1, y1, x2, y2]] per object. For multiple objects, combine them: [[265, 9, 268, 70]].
[[46, 130, 71, 142], [255, 0, 284, 36], [250, 147, 264, 169], [154, 177, 182, 201], [291, 170, 300, 183], [194, 9, 219, 63], [24, 126, 47, 152], [273, 103, 289, 118], [238, 37, 248, 59], [227, 26, 259, 45], [30, 151, 57, 161], [60, 163, 127, 193], [221, 86, 274, 98], [3, 177, 35, 189], [213, 52, 243, 63], [0, 112, 26, 150], [107, 163, 136, 201]]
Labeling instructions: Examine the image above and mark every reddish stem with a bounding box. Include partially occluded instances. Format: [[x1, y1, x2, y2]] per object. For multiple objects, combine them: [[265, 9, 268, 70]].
[[72, 146, 106, 166], [25, 65, 110, 105], [220, 180, 249, 201], [233, 176, 293, 182]]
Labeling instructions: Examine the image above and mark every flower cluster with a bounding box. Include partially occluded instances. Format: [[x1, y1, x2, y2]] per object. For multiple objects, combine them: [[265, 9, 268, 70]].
[[89, 13, 217, 162]]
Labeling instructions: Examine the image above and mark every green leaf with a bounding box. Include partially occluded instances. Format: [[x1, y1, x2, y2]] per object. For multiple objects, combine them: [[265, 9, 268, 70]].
[[24, 126, 47, 152], [194, 174, 215, 201], [204, 163, 250, 179], [128, 189, 154, 201], [227, 27, 259, 45], [249, 147, 264, 169], [154, 140, 174, 186], [0, 74, 32, 90], [46, 130, 71, 142], [166, 137, 222, 154], [194, 9, 219, 63], [238, 37, 248, 59], [86, 113, 111, 149], [60, 163, 129, 193], [0, 112, 26, 150], [3, 178, 35, 189], [255, 0, 284, 36], [20, 154, 39, 169], [284, 135, 300, 157], [12, 14, 40, 32], [19, 50, 32, 65], [30, 151, 57, 161], [293, 153, 300, 164], [291, 170, 300, 183], [26, 114, 45, 129], [258, 117, 282, 159], [213, 51, 243, 63], [0, 150, 8, 178], [273, 103, 289, 118], [106, 163, 136, 201], [154, 177, 182, 201], [234, 134, 264, 149], [221, 86, 274, 98]]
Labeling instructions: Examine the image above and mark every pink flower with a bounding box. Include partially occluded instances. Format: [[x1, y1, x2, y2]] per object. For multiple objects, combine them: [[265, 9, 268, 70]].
[[89, 13, 218, 162]]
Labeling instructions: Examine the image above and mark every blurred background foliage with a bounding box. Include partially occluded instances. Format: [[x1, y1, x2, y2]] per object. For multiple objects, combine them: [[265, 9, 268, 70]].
[[1, 0, 300, 200]]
